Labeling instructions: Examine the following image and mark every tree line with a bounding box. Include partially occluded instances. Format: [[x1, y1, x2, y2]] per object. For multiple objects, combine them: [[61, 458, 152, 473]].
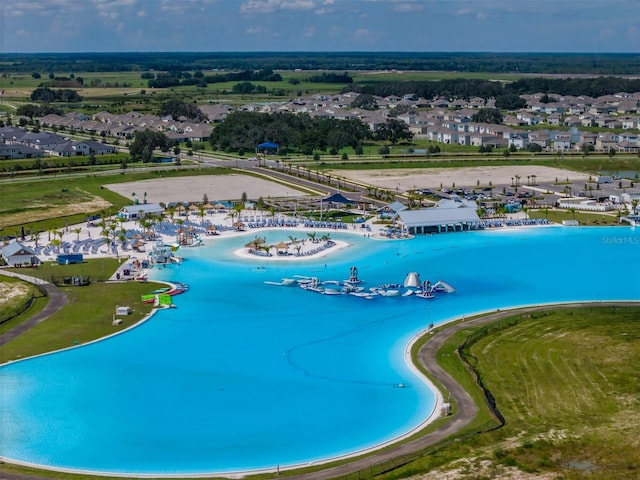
[[346, 76, 640, 102], [3, 52, 640, 75], [208, 111, 411, 155], [30, 87, 82, 103]]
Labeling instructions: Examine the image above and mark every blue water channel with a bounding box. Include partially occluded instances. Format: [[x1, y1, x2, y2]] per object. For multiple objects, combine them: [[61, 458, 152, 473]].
[[1, 226, 639, 475]]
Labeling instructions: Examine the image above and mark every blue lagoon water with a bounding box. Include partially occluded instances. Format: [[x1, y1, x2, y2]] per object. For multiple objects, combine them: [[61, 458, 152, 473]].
[[1, 226, 639, 474]]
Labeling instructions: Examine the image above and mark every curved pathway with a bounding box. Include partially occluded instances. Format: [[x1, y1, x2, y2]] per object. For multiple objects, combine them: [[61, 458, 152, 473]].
[[0, 301, 638, 480], [0, 271, 68, 348]]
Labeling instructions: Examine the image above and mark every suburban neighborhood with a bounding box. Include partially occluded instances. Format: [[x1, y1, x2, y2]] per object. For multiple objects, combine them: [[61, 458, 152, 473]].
[[2, 90, 640, 160]]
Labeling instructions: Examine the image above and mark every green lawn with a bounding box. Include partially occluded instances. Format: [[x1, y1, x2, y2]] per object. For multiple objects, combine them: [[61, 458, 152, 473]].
[[1, 258, 164, 363], [528, 208, 622, 226], [378, 307, 640, 480]]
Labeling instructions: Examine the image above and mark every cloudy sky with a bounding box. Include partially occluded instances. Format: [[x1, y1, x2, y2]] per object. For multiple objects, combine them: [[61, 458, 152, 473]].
[[2, 0, 639, 53]]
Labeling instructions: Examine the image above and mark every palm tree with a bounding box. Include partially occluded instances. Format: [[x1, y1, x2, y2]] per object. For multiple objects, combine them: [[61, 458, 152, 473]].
[[50, 238, 62, 254], [73, 227, 82, 242], [166, 204, 177, 222], [307, 232, 317, 243], [198, 206, 206, 225]]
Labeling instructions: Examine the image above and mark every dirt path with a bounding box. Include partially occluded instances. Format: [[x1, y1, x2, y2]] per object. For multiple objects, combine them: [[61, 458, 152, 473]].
[[0, 271, 68, 350]]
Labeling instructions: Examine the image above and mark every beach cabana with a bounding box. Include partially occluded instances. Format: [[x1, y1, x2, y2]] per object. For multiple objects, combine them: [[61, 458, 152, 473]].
[[274, 241, 289, 254]]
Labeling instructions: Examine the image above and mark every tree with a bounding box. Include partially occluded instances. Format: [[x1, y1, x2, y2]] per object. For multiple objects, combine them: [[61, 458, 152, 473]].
[[581, 143, 595, 157], [350, 93, 378, 110], [375, 119, 413, 144], [528, 143, 543, 153], [32, 72, 41, 79], [158, 99, 207, 122], [495, 93, 527, 110], [378, 145, 390, 156], [472, 108, 503, 124], [129, 130, 170, 163]]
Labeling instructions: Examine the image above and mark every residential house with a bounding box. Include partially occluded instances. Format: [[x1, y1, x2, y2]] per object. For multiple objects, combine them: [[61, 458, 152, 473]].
[[553, 133, 572, 151], [529, 132, 551, 149], [595, 132, 619, 151], [0, 143, 44, 159]]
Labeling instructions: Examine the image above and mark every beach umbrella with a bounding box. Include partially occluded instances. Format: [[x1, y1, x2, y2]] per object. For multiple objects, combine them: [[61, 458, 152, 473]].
[[206, 225, 217, 232], [275, 241, 289, 250]]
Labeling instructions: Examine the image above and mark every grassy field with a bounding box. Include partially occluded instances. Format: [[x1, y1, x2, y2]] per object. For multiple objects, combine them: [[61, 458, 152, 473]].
[[378, 307, 640, 480], [0, 258, 162, 363], [0, 166, 236, 237], [528, 208, 622, 226]]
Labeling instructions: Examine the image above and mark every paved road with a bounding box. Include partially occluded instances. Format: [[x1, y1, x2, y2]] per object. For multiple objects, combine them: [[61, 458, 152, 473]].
[[0, 271, 67, 348]]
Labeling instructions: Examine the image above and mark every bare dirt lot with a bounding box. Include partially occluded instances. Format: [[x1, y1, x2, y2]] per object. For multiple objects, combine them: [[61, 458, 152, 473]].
[[105, 174, 311, 204], [332, 166, 590, 192], [0, 196, 112, 229]]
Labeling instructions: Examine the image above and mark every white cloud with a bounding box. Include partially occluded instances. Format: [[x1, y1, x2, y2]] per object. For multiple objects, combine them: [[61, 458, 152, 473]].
[[454, 6, 486, 20], [454, 7, 471, 16], [304, 26, 317, 37], [353, 27, 376, 43], [246, 26, 267, 34], [240, 0, 316, 14], [392, 2, 424, 13]]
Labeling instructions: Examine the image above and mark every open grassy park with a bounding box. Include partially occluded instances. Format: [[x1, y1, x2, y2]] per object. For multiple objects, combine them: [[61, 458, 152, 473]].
[[375, 307, 640, 480], [1, 258, 160, 363]]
